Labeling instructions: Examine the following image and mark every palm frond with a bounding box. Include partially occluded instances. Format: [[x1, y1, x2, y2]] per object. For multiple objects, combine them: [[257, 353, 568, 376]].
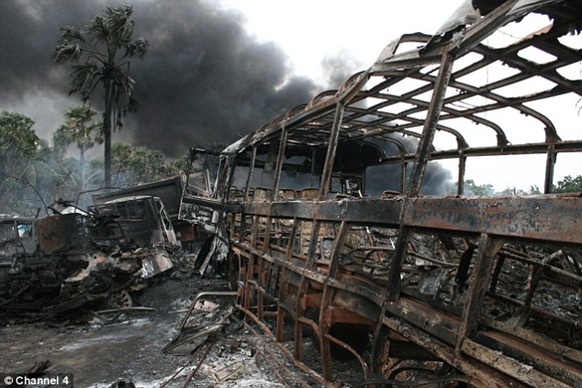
[[70, 62, 101, 99], [105, 5, 134, 46], [58, 26, 86, 43], [88, 16, 109, 42], [53, 42, 83, 64], [109, 7, 133, 28]]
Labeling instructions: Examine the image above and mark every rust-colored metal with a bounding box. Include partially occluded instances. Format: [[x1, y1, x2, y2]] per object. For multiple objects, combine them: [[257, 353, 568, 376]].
[[181, 1, 582, 386], [1, 196, 181, 314], [35, 213, 91, 254]]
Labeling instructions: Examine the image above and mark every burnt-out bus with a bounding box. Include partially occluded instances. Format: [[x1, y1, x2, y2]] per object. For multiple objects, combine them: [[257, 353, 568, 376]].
[[182, 1, 582, 386]]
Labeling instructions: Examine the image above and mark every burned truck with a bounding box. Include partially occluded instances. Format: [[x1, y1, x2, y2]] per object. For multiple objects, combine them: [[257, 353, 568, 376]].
[[92, 176, 205, 252], [181, 0, 582, 386], [0, 196, 180, 314]]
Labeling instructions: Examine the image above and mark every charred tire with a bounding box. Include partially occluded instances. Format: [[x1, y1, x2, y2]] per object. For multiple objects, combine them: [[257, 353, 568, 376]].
[[107, 290, 133, 309]]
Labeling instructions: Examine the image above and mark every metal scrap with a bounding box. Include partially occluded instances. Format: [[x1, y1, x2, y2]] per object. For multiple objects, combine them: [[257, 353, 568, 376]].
[[175, 0, 582, 386], [0, 195, 183, 315]]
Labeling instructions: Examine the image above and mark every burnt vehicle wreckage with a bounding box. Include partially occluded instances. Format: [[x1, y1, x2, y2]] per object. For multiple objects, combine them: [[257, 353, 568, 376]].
[[172, 0, 582, 386], [0, 196, 182, 314], [2, 0, 581, 386]]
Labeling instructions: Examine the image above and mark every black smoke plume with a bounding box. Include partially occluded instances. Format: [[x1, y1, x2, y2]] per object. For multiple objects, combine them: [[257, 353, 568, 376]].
[[1, 0, 452, 194], [0, 0, 318, 157]]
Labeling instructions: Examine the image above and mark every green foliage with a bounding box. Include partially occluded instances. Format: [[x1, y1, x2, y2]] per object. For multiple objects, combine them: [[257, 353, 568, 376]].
[[453, 179, 495, 196], [0, 111, 39, 190], [171, 155, 190, 174], [0, 112, 45, 215], [110, 143, 180, 187], [447, 179, 544, 196], [53, 5, 149, 186], [53, 106, 102, 155], [529, 185, 542, 195], [497, 187, 515, 196], [54, 106, 103, 190], [552, 175, 582, 193], [1, 109, 181, 214], [0, 111, 39, 159]]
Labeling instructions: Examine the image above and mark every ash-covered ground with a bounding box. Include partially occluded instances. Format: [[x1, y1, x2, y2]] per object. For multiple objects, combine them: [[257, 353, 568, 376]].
[[0, 277, 320, 387]]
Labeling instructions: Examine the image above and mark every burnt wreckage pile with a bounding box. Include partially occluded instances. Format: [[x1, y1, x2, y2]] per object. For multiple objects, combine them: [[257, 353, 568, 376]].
[[0, 196, 182, 314], [177, 0, 582, 386]]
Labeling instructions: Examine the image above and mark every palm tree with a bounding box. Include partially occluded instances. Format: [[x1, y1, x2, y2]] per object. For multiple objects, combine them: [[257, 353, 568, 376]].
[[54, 106, 102, 191], [53, 5, 148, 187]]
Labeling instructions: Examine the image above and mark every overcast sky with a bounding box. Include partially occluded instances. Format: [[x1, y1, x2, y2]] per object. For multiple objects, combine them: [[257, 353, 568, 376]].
[[219, 1, 466, 82], [1, 0, 580, 191]]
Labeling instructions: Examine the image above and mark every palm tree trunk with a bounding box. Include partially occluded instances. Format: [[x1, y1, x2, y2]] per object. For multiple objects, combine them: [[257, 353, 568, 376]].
[[80, 146, 85, 192], [103, 80, 113, 187]]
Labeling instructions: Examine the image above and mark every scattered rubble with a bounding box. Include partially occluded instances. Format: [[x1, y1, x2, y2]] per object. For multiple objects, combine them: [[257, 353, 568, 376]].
[[0, 277, 314, 387], [0, 195, 187, 316], [3, 1, 582, 386]]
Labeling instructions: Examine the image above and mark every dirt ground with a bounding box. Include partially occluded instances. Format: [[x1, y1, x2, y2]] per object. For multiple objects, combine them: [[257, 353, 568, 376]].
[[0, 276, 315, 388]]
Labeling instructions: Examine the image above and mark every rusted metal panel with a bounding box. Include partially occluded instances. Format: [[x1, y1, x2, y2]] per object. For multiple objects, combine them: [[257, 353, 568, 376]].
[[139, 250, 174, 279], [242, 198, 403, 224], [177, 0, 582, 385], [240, 196, 582, 244], [2, 195, 183, 314], [35, 213, 91, 254], [405, 196, 582, 244], [92, 176, 185, 220], [382, 316, 523, 387], [461, 338, 578, 387]]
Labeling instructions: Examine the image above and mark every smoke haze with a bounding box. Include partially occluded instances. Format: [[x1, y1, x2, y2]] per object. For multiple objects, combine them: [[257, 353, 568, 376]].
[[0, 0, 451, 194], [0, 0, 337, 157]]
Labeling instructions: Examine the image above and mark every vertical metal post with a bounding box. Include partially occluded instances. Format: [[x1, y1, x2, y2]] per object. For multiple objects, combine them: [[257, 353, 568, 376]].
[[319, 104, 345, 200], [318, 221, 349, 380], [223, 155, 236, 204], [276, 220, 299, 342], [273, 129, 288, 200], [407, 50, 455, 197], [544, 144, 556, 194], [400, 155, 407, 194], [214, 154, 235, 202], [458, 154, 467, 195], [317, 70, 369, 197], [456, 234, 504, 352], [239, 147, 257, 243], [244, 146, 257, 202], [388, 49, 455, 300]]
